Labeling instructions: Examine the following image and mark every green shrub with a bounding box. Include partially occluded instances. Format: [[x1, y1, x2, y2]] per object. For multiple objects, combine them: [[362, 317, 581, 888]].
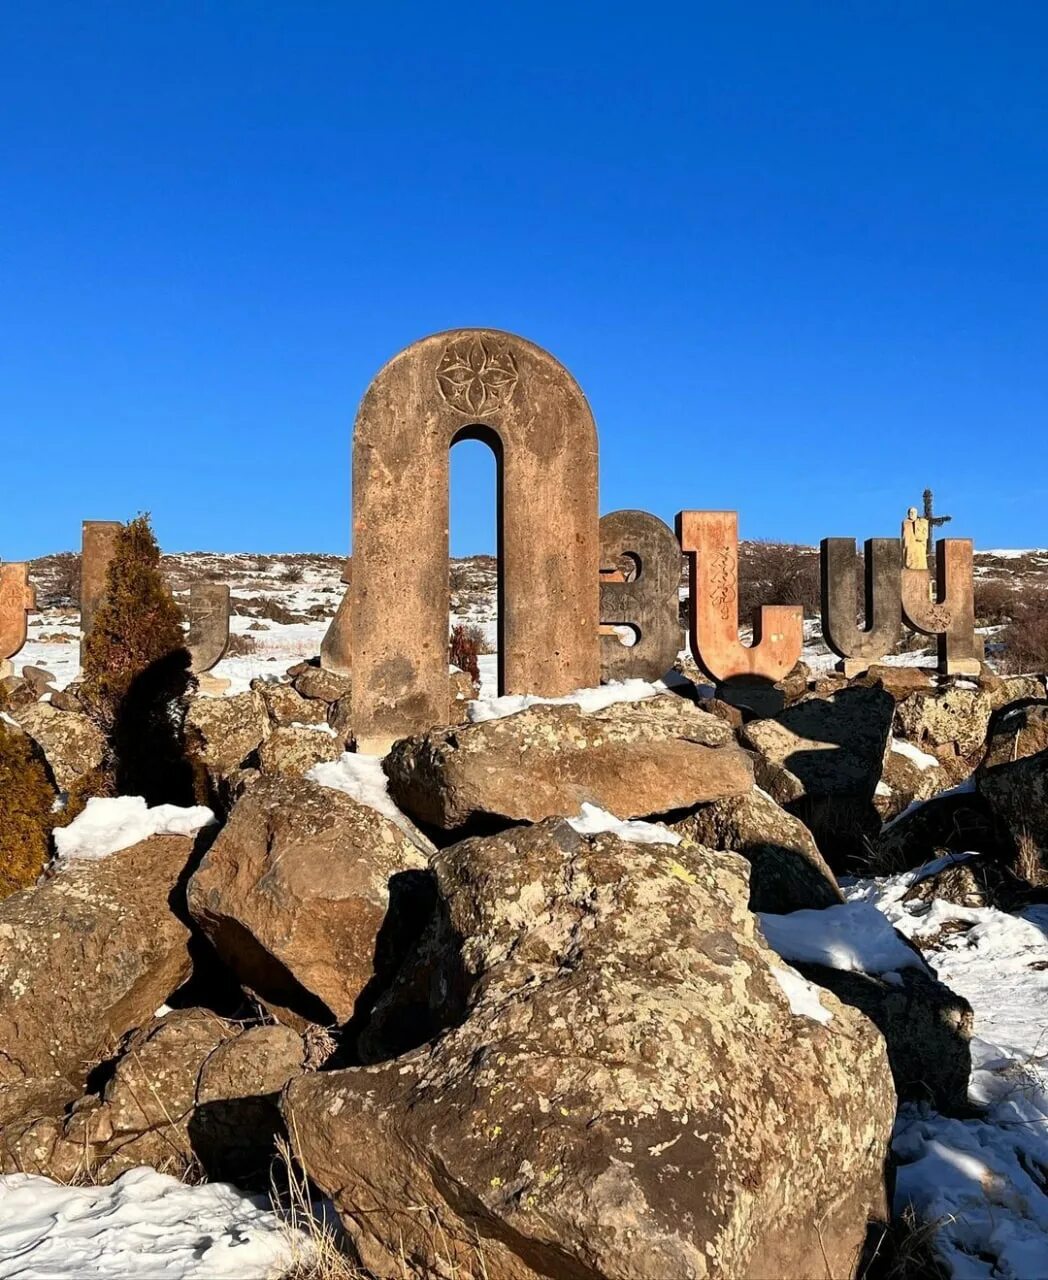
[[79, 514, 196, 804], [0, 719, 55, 900]]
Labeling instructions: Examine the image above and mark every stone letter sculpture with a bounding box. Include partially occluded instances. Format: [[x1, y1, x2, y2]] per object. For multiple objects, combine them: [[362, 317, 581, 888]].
[[80, 520, 122, 661], [676, 511, 803, 683], [348, 329, 599, 749], [0, 563, 35, 679], [599, 510, 682, 683], [902, 538, 980, 675], [820, 538, 902, 676], [187, 583, 231, 674], [901, 507, 930, 572], [320, 558, 352, 674]]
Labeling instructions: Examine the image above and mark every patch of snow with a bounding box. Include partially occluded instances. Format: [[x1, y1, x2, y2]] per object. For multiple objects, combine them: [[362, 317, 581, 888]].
[[770, 965, 834, 1025], [53, 796, 215, 862], [758, 901, 925, 976], [847, 866, 1048, 1276], [307, 752, 400, 820], [468, 677, 668, 723], [567, 802, 681, 846], [890, 738, 940, 771], [0, 1166, 303, 1279]]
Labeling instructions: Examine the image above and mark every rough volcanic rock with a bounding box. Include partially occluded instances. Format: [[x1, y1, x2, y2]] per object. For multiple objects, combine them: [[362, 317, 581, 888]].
[[0, 836, 195, 1113], [671, 787, 843, 913], [0, 1010, 304, 1185], [981, 700, 1048, 772], [384, 696, 752, 832], [876, 743, 943, 823], [10, 701, 105, 792], [187, 776, 429, 1027], [872, 790, 1000, 872], [292, 664, 353, 705], [184, 689, 269, 778], [894, 686, 994, 758], [790, 962, 973, 1113], [253, 679, 328, 727], [985, 673, 1047, 711], [258, 724, 343, 776], [860, 665, 935, 698], [283, 820, 894, 1280]]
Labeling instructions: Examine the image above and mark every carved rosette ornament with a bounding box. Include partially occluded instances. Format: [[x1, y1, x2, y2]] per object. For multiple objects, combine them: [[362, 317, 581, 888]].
[[435, 338, 519, 415]]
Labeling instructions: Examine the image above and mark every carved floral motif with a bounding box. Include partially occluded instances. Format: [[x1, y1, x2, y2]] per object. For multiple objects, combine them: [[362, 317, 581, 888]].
[[435, 338, 519, 415]]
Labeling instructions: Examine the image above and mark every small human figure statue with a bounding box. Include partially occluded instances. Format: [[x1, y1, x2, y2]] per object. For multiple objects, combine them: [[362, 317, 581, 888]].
[[901, 506, 930, 571]]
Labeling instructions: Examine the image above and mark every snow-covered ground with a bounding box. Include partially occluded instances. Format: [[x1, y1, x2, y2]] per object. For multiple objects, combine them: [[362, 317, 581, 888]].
[[0, 1168, 304, 1279]]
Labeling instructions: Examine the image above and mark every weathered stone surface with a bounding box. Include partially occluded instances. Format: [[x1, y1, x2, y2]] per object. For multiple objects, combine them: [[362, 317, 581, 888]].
[[986, 672, 1047, 710], [872, 790, 1000, 871], [599, 509, 682, 682], [187, 776, 428, 1027], [792, 962, 972, 1113], [10, 701, 105, 791], [903, 860, 988, 910], [672, 788, 843, 913], [981, 700, 1048, 771], [875, 745, 942, 822], [894, 686, 994, 757], [320, 557, 352, 675], [677, 510, 803, 682], [0, 836, 194, 1109], [742, 686, 895, 802], [981, 756, 1048, 864], [258, 724, 343, 776], [901, 539, 979, 675], [820, 537, 901, 670], [186, 582, 230, 674], [741, 686, 896, 868], [284, 820, 894, 1280], [861, 664, 935, 698], [385, 696, 751, 831], [448, 667, 475, 723], [20, 665, 54, 695], [292, 663, 353, 704], [349, 330, 600, 750], [1, 1010, 304, 1185], [79, 520, 121, 660], [253, 678, 328, 727], [184, 689, 268, 778], [0, 562, 35, 666]]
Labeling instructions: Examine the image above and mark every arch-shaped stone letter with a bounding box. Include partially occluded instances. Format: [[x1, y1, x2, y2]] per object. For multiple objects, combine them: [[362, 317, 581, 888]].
[[676, 511, 803, 683], [901, 538, 979, 675], [599, 510, 682, 683], [80, 520, 122, 662], [187, 583, 231, 674], [0, 563, 35, 676], [350, 329, 599, 748], [820, 538, 901, 675]]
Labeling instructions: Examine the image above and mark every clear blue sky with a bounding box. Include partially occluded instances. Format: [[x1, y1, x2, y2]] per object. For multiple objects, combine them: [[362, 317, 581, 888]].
[[3, 3, 1046, 559]]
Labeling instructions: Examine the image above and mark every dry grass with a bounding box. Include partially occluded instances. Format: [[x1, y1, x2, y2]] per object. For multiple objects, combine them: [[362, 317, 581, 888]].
[[1013, 828, 1044, 887], [858, 1206, 951, 1279]]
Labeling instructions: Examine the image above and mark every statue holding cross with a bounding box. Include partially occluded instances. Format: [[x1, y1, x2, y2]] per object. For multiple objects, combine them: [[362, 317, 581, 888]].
[[923, 487, 952, 563]]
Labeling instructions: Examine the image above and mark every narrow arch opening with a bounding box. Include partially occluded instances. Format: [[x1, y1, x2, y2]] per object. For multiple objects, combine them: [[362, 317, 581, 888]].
[[449, 427, 502, 698]]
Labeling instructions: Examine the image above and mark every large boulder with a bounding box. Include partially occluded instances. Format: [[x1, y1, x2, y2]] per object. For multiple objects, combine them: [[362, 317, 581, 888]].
[[184, 689, 269, 779], [0, 835, 195, 1114], [283, 820, 894, 1280], [253, 678, 328, 728], [975, 701, 1048, 868], [257, 724, 343, 776], [384, 696, 752, 832], [187, 776, 430, 1028], [671, 787, 843, 913], [980, 700, 1048, 771], [741, 686, 895, 868], [10, 701, 105, 792], [0, 1009, 304, 1186], [893, 686, 994, 758], [872, 788, 1000, 873]]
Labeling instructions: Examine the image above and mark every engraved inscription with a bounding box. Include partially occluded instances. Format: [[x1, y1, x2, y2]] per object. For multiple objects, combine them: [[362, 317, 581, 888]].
[[710, 547, 736, 623]]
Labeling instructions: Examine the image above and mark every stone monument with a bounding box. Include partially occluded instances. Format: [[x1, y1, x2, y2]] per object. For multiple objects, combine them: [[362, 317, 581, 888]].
[[0, 563, 35, 680], [80, 520, 122, 662], [320, 558, 352, 674], [820, 537, 902, 676], [187, 583, 231, 694], [345, 329, 600, 751], [676, 510, 803, 682], [901, 507, 929, 572], [902, 537, 980, 676], [599, 510, 682, 683]]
